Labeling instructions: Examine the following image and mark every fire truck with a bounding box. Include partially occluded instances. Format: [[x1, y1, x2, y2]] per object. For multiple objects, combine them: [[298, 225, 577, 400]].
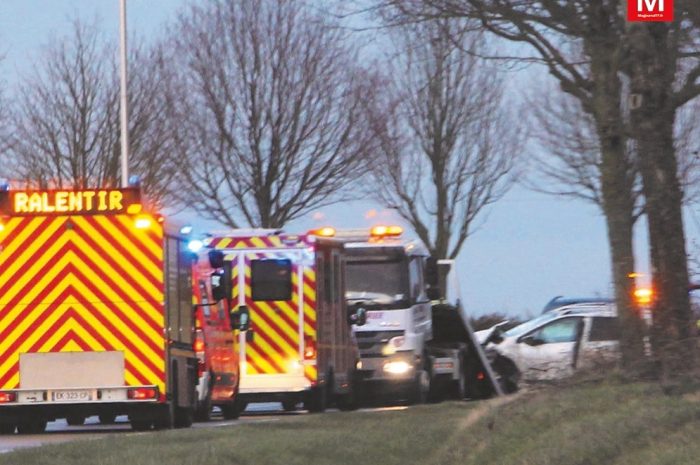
[[0, 186, 198, 433], [191, 248, 244, 421], [203, 230, 366, 413]]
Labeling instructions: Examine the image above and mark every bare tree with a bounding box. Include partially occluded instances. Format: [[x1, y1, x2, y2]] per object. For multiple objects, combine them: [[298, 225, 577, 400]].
[[529, 85, 700, 211], [625, 8, 700, 374], [373, 0, 700, 373], [5, 20, 175, 205], [527, 86, 642, 223], [366, 21, 518, 259], [165, 0, 377, 229]]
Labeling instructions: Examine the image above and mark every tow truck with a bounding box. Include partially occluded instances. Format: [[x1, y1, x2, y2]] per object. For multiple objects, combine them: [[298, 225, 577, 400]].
[[314, 226, 501, 403]]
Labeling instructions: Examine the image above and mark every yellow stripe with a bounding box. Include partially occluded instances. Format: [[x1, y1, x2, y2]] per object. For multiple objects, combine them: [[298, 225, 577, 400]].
[[254, 301, 300, 346], [304, 365, 317, 381], [66, 228, 163, 324], [73, 216, 162, 289], [246, 345, 278, 374], [97, 216, 163, 282], [0, 274, 165, 386], [249, 237, 264, 248], [0, 217, 65, 289], [114, 215, 163, 261]]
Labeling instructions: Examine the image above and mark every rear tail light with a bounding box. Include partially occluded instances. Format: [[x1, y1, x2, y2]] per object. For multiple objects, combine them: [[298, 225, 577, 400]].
[[127, 387, 158, 400], [0, 392, 15, 403], [197, 359, 206, 378], [194, 329, 205, 355], [304, 336, 316, 360], [477, 371, 485, 381]]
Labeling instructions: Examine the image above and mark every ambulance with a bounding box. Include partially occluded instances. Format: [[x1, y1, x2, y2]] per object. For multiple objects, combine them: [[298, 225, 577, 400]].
[[204, 230, 365, 413], [0, 186, 198, 433]]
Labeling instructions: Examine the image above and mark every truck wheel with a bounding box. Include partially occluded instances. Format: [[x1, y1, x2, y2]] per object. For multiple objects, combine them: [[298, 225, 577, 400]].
[[221, 400, 244, 420], [98, 414, 117, 424], [66, 415, 85, 426], [408, 363, 430, 405], [0, 423, 15, 434], [17, 419, 47, 434], [455, 366, 467, 400], [304, 384, 327, 413], [281, 399, 298, 412], [174, 407, 194, 428], [337, 371, 360, 411], [493, 356, 519, 394], [195, 394, 212, 422]]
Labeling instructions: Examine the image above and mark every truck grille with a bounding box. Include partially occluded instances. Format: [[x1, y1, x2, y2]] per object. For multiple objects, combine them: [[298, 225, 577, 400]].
[[355, 330, 404, 358]]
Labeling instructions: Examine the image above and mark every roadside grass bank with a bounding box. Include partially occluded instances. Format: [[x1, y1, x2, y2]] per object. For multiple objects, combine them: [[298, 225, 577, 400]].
[[2, 381, 699, 465]]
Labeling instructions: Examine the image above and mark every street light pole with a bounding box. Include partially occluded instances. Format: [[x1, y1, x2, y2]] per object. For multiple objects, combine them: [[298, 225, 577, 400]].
[[119, 0, 130, 188]]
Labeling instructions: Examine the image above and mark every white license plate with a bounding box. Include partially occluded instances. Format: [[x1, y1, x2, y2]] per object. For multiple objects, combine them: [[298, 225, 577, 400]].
[[52, 390, 92, 402]]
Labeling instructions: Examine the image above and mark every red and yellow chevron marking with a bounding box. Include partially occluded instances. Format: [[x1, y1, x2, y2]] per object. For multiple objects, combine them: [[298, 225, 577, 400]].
[[227, 249, 317, 383], [0, 215, 166, 392], [209, 234, 312, 250]]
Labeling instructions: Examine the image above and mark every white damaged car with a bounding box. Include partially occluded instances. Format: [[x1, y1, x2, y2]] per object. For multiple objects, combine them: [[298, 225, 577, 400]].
[[481, 304, 620, 390]]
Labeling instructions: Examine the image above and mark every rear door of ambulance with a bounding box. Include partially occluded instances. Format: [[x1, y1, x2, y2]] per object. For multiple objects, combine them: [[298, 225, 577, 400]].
[[230, 246, 316, 394]]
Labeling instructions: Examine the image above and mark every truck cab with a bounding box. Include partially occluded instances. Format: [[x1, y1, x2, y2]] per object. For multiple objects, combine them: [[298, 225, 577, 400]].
[[336, 227, 433, 402]]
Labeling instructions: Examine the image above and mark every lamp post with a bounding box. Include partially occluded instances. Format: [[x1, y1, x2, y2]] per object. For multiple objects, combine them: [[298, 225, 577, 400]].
[[119, 0, 130, 188]]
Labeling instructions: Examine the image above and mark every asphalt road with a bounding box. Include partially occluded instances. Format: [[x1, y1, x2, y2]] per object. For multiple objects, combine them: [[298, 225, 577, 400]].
[[0, 402, 409, 454]]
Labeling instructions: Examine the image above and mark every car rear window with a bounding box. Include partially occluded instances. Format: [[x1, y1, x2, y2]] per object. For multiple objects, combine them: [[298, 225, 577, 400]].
[[589, 317, 621, 341]]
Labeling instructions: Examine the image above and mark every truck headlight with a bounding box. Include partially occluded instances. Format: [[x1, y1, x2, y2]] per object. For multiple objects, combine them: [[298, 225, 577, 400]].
[[382, 336, 406, 356], [383, 360, 412, 375]]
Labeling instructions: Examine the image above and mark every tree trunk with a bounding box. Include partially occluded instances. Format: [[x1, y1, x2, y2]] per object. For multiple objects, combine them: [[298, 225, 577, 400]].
[[627, 24, 695, 378], [589, 42, 646, 369]]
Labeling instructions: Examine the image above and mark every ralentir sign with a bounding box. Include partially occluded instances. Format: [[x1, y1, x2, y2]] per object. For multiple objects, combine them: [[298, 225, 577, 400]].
[[0, 188, 140, 216]]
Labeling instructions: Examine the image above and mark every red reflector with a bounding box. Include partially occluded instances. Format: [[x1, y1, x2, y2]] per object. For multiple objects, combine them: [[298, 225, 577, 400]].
[[477, 372, 485, 381], [304, 337, 316, 360], [0, 392, 15, 403], [127, 388, 157, 400]]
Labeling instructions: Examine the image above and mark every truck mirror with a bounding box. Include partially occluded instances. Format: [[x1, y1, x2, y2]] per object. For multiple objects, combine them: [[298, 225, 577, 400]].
[[231, 305, 250, 331], [348, 306, 367, 326], [426, 287, 441, 301], [210, 265, 233, 302], [355, 307, 367, 326], [425, 257, 439, 287], [208, 250, 225, 269]]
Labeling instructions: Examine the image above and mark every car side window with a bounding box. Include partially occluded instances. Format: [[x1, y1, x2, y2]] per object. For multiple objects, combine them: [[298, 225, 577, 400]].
[[532, 317, 582, 344], [589, 317, 621, 341]]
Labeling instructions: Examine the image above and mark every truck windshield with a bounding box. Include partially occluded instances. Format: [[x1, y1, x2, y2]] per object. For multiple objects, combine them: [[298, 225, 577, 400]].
[[346, 259, 409, 309]]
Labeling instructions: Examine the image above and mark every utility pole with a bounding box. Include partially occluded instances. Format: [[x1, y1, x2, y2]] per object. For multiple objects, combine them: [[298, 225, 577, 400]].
[[119, 0, 130, 188]]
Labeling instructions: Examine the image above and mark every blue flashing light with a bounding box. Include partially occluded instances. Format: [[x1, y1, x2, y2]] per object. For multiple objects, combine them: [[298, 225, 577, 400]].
[[187, 240, 204, 253], [128, 175, 141, 187], [0, 181, 9, 192], [180, 225, 193, 235]]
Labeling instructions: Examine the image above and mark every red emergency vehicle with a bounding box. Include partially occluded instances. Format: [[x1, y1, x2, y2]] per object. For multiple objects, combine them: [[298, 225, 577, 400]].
[[204, 230, 366, 413], [191, 249, 243, 420]]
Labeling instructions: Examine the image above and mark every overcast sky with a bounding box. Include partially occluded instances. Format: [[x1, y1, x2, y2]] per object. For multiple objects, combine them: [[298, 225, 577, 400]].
[[2, 0, 694, 318]]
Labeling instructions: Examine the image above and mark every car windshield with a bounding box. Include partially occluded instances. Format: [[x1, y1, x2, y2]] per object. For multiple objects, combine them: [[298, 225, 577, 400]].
[[345, 259, 408, 309], [503, 312, 560, 338]]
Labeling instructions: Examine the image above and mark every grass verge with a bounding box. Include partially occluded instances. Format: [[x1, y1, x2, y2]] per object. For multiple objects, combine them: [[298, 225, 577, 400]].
[[1, 381, 699, 465]]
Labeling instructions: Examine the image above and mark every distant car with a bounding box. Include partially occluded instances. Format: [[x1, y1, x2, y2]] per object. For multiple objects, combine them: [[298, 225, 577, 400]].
[[541, 296, 614, 314], [485, 304, 620, 389]]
